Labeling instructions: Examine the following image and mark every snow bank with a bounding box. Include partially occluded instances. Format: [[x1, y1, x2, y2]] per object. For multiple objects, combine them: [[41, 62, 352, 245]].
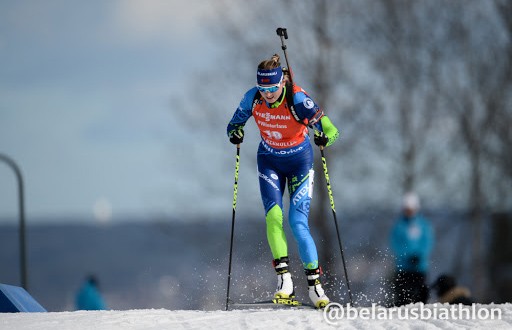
[[1, 303, 511, 330]]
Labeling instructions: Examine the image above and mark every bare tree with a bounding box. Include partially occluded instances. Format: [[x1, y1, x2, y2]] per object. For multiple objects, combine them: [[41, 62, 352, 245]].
[[432, 0, 512, 299], [487, 0, 512, 208], [176, 0, 511, 303], [357, 0, 449, 195]]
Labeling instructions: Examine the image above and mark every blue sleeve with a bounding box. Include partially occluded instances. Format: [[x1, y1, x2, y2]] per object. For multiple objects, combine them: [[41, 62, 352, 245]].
[[292, 91, 323, 127], [293, 90, 339, 146], [227, 87, 258, 136]]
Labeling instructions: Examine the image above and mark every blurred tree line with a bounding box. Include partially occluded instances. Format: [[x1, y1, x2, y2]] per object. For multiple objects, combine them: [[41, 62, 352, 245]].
[[179, 0, 511, 301]]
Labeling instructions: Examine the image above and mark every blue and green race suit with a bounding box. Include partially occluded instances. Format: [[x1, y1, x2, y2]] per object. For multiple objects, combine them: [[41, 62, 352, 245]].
[[227, 85, 339, 269]]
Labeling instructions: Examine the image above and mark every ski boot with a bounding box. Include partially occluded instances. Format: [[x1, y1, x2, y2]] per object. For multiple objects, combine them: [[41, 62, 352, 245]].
[[305, 268, 330, 308], [273, 257, 294, 298]]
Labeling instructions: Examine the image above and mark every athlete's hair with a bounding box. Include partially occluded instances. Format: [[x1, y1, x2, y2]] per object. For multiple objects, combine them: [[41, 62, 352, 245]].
[[258, 53, 281, 70], [257, 54, 291, 83]]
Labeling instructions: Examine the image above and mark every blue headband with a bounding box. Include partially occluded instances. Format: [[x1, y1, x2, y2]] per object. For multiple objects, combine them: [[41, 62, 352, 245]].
[[257, 67, 283, 85]]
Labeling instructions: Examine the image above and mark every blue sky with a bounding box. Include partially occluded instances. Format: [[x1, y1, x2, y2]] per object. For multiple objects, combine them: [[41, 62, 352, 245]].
[[0, 1, 221, 223]]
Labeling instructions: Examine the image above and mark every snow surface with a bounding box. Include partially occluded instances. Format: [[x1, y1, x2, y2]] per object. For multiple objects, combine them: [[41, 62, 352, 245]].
[[1, 303, 511, 330]]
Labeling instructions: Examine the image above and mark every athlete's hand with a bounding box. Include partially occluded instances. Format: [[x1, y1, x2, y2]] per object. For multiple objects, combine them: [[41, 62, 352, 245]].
[[314, 131, 328, 147], [229, 127, 244, 145]]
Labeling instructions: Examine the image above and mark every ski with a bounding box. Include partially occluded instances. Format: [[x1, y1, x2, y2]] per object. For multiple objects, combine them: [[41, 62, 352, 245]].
[[230, 298, 318, 310], [271, 298, 340, 310], [272, 297, 316, 308]]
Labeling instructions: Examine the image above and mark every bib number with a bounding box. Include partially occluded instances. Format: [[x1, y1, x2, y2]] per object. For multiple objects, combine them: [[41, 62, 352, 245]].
[[264, 130, 283, 140]]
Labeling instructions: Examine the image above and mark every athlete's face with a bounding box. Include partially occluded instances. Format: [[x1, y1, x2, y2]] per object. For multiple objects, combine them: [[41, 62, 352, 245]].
[[258, 81, 284, 104]]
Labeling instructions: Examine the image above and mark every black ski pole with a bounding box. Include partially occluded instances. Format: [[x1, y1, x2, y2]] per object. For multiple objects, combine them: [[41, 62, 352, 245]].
[[225, 144, 241, 311], [320, 146, 354, 305]]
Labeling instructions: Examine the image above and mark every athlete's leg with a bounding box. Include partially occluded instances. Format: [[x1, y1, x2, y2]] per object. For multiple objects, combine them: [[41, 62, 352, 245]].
[[285, 145, 319, 269], [257, 153, 287, 260], [288, 168, 318, 269], [286, 147, 330, 307], [258, 152, 295, 298]]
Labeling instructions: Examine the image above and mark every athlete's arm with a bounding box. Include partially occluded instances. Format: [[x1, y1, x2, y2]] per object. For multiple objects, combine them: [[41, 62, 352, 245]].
[[293, 91, 339, 147], [227, 88, 259, 137]]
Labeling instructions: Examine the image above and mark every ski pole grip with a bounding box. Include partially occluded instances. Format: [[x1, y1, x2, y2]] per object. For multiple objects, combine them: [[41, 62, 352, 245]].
[[276, 27, 288, 39]]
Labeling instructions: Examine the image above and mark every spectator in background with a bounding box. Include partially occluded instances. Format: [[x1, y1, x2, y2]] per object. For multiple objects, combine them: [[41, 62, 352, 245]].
[[75, 275, 107, 310], [390, 192, 434, 306], [432, 274, 474, 305]]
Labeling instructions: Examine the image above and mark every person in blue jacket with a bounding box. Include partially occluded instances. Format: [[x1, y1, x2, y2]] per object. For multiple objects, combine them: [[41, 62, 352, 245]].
[[389, 192, 434, 306], [75, 275, 107, 310]]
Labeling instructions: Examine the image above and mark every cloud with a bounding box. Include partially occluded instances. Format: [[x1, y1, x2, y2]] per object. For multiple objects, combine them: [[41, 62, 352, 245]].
[[107, 0, 212, 44], [0, 1, 213, 48]]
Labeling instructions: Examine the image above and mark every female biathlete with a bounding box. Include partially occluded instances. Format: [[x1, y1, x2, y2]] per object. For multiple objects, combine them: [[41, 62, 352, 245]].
[[227, 54, 340, 308]]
